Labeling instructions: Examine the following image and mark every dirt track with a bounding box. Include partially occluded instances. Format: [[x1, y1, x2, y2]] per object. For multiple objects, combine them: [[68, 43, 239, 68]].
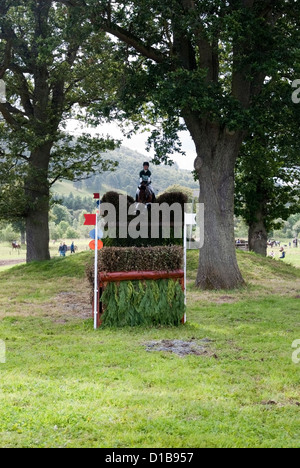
[[0, 259, 26, 267]]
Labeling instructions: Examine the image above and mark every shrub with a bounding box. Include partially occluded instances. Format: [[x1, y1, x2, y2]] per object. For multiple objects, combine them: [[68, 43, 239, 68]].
[[49, 222, 60, 241], [1, 225, 19, 243], [156, 191, 188, 208], [65, 227, 80, 239], [159, 185, 194, 203], [102, 231, 183, 248], [58, 221, 69, 237], [86, 245, 183, 286], [101, 191, 135, 216]]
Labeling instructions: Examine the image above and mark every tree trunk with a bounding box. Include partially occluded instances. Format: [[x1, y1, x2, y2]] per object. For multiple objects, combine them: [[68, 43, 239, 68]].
[[26, 207, 50, 262], [20, 228, 26, 245], [25, 147, 51, 263], [188, 120, 245, 290], [248, 213, 268, 257]]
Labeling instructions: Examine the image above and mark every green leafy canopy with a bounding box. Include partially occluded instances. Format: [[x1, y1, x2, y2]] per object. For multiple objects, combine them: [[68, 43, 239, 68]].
[[0, 0, 122, 222]]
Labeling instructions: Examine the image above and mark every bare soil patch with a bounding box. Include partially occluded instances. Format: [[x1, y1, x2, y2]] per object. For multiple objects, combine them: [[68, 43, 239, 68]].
[[0, 278, 92, 323], [144, 339, 217, 358], [49, 291, 92, 323]]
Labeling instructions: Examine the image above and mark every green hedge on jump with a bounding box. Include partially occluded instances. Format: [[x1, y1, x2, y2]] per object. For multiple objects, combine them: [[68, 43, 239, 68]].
[[101, 279, 185, 327], [86, 246, 185, 327], [86, 246, 183, 283]]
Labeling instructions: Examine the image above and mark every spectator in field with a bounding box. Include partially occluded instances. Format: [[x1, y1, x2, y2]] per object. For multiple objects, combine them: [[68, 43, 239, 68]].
[[279, 248, 286, 259], [63, 243, 68, 256], [70, 242, 75, 254], [270, 251, 275, 259], [59, 243, 65, 257]]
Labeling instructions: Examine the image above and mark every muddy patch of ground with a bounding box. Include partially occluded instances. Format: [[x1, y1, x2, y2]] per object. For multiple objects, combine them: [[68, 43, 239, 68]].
[[44, 290, 92, 323], [260, 400, 300, 408], [144, 339, 217, 358], [0, 278, 92, 323]]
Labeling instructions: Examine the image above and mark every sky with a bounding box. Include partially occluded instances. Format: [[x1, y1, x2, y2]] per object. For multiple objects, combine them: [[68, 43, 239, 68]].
[[66, 120, 196, 171]]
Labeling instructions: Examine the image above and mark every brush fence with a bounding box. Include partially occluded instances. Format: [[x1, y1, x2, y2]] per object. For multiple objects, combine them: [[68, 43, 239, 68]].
[[94, 270, 185, 327]]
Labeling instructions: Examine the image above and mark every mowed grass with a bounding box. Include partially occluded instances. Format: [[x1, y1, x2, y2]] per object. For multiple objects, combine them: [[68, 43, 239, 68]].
[[0, 251, 299, 448], [0, 240, 91, 273]]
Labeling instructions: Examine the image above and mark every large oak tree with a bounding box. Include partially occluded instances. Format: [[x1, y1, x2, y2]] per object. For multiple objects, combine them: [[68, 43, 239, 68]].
[[0, 0, 119, 262], [65, 0, 300, 289]]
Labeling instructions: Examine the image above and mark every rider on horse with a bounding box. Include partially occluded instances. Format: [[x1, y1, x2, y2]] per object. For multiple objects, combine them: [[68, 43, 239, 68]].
[[136, 162, 156, 202]]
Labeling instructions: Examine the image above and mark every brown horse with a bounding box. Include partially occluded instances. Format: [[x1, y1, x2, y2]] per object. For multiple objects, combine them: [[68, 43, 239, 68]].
[[137, 181, 154, 205], [12, 242, 21, 250]]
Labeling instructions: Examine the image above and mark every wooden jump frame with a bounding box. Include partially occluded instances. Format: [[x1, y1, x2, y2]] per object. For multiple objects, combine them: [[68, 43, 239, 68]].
[[94, 270, 185, 328]]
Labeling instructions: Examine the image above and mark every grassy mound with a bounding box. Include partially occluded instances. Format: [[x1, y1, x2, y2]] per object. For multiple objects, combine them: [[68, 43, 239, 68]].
[[2, 248, 299, 283], [186, 250, 300, 283], [0, 252, 92, 281]]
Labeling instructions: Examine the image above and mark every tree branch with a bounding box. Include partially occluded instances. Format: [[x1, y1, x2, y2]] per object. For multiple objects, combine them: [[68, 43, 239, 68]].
[[104, 24, 167, 64], [0, 39, 12, 79], [0, 26, 33, 70], [180, 0, 218, 81], [9, 64, 34, 117], [0, 102, 25, 127]]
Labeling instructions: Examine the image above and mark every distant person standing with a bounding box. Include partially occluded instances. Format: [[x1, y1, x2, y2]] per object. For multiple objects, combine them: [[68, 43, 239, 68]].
[[63, 243, 68, 256], [59, 243, 64, 257], [70, 242, 75, 254]]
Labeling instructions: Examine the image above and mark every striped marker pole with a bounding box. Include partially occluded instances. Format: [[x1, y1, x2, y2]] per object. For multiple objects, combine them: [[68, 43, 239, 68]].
[[93, 194, 100, 330], [94, 208, 99, 330]]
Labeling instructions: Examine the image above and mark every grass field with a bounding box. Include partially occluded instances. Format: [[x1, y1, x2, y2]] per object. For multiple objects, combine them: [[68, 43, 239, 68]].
[[0, 249, 299, 448], [0, 240, 91, 272], [52, 180, 92, 198]]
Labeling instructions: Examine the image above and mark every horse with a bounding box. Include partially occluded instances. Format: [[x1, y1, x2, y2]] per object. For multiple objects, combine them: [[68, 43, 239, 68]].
[[137, 181, 155, 206], [12, 241, 21, 250]]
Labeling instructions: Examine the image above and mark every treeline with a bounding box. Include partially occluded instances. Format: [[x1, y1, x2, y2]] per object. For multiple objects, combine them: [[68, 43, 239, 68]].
[[53, 193, 95, 213]]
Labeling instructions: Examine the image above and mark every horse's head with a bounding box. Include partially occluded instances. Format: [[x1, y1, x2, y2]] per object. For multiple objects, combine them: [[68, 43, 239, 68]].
[[138, 182, 152, 204], [139, 180, 148, 188]]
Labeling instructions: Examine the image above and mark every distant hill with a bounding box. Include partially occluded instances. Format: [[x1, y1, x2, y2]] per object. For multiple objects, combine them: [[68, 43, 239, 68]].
[[54, 146, 198, 198]]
